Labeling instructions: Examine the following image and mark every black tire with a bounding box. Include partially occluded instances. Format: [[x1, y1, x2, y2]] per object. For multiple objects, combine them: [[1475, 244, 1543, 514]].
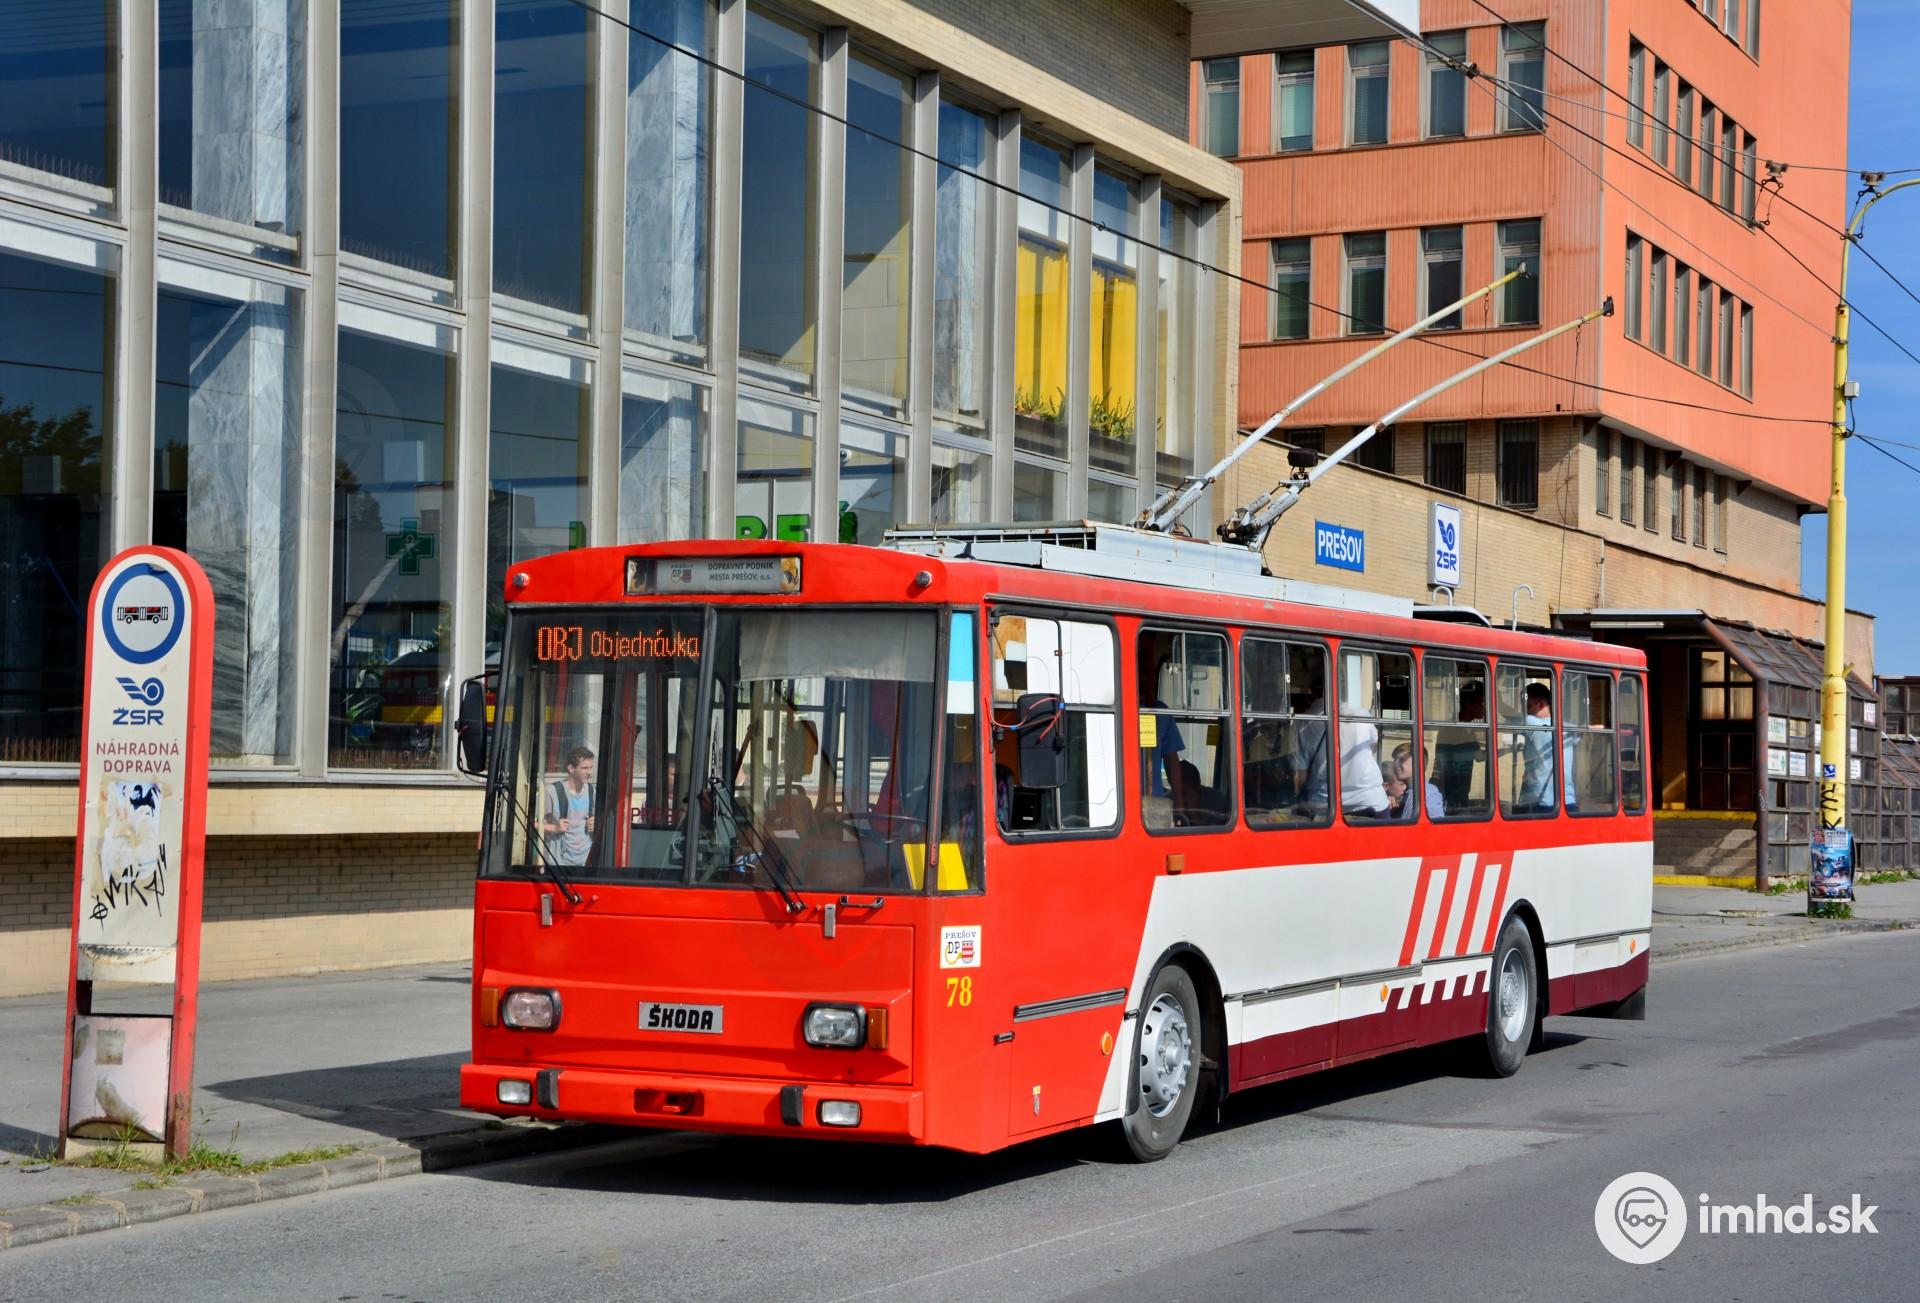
[[1481, 915, 1538, 1077], [1119, 963, 1203, 1162]]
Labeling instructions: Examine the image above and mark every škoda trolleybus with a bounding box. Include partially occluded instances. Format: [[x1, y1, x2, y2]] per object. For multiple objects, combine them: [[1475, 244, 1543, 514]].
[[455, 526, 1651, 1160]]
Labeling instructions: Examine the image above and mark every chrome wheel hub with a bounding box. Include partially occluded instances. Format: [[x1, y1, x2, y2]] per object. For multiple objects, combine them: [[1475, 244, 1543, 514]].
[[1139, 992, 1192, 1118], [1498, 949, 1529, 1043]]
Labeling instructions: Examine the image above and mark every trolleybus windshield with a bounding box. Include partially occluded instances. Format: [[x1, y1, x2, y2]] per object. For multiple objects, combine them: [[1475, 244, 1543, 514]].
[[484, 607, 946, 894]]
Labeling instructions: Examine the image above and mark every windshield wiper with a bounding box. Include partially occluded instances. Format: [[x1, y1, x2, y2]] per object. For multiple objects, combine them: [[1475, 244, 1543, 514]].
[[704, 775, 804, 915], [491, 775, 584, 905]]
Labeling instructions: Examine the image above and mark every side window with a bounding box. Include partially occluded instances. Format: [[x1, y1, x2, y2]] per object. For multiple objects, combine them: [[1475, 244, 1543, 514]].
[[1242, 637, 1331, 828], [1423, 656, 1491, 820], [1498, 662, 1558, 817], [990, 612, 1118, 835], [1338, 647, 1415, 823], [1564, 670, 1617, 814], [925, 610, 982, 891], [1619, 673, 1648, 814], [1137, 629, 1234, 831]]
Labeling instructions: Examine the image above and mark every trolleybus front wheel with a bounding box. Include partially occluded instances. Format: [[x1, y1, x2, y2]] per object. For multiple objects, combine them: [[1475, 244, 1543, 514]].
[[1119, 962, 1202, 1162]]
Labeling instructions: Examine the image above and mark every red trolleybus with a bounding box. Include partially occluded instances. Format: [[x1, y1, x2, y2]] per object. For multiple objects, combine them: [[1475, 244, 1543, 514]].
[[457, 527, 1651, 1160]]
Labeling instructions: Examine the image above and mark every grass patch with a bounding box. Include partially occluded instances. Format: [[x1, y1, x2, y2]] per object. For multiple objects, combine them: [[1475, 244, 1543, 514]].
[[1861, 871, 1910, 886], [130, 1177, 171, 1190], [1810, 902, 1855, 920], [1760, 877, 1802, 896], [51, 1194, 95, 1206], [56, 1123, 358, 1179]]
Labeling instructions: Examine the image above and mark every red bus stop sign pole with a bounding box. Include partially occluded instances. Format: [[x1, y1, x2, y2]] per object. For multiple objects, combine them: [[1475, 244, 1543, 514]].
[[58, 547, 214, 1163]]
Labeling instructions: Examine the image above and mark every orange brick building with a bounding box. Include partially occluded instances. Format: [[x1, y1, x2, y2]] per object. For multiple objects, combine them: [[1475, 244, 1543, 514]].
[[1193, 0, 1871, 879]]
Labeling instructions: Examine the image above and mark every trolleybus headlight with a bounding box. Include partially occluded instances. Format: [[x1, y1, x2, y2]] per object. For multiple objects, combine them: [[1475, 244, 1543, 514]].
[[802, 1003, 867, 1048], [501, 988, 560, 1031], [818, 1100, 862, 1127], [497, 1080, 533, 1105]]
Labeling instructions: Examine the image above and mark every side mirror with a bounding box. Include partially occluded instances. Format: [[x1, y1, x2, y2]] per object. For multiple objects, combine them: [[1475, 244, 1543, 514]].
[[1013, 693, 1065, 789], [454, 672, 494, 777]]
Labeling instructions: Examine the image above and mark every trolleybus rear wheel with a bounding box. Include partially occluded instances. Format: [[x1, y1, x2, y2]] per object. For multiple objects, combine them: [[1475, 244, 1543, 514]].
[[1481, 916, 1537, 1078]]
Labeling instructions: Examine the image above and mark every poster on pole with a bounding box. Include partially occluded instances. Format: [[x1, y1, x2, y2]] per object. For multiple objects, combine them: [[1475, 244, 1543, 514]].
[[60, 548, 213, 1161], [1809, 828, 1856, 908]]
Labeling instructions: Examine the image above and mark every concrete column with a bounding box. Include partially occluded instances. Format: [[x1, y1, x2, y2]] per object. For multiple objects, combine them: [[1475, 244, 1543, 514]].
[[451, 0, 493, 696], [988, 110, 1020, 521], [905, 70, 938, 524], [590, 7, 626, 546], [813, 28, 847, 540], [188, 0, 302, 232], [707, 0, 745, 539], [1065, 143, 1093, 519]]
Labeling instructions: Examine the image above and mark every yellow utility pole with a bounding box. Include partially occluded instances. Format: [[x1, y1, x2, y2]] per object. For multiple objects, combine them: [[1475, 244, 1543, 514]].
[[1819, 174, 1920, 901]]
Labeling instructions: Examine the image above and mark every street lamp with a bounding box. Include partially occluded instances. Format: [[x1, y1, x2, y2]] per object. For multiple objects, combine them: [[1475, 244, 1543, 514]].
[[1817, 172, 1920, 911]]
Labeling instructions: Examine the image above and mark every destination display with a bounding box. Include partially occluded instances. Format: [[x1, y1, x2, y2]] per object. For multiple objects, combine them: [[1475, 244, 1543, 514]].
[[626, 554, 801, 597]]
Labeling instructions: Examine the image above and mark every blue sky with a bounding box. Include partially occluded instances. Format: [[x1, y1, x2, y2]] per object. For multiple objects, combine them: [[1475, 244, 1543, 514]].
[[1798, 0, 1920, 675]]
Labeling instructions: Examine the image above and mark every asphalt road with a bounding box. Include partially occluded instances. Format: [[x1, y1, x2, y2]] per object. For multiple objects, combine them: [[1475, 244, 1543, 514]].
[[6, 933, 1917, 1302]]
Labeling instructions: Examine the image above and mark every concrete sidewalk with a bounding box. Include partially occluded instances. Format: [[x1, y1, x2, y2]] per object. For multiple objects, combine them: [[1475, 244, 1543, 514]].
[[4, 877, 1918, 1249]]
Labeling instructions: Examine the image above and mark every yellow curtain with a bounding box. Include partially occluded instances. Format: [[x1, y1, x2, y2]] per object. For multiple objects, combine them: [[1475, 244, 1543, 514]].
[[1016, 237, 1068, 415], [1090, 266, 1138, 436]]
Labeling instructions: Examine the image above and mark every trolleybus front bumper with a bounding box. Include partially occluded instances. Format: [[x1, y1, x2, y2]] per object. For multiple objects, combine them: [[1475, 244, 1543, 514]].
[[460, 1061, 926, 1142]]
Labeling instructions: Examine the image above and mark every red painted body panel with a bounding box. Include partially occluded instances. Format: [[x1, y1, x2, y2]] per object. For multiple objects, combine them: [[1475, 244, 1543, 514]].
[[463, 541, 1653, 1154]]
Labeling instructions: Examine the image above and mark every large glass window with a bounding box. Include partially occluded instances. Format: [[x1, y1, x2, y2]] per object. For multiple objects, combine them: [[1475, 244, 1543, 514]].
[[1242, 638, 1330, 828], [1564, 669, 1616, 813], [330, 321, 455, 768], [1157, 197, 1198, 483], [1497, 662, 1557, 816], [488, 347, 590, 648], [1344, 232, 1386, 335], [1425, 31, 1466, 139], [1272, 237, 1311, 341], [1090, 166, 1139, 474], [1347, 42, 1389, 145], [157, 0, 304, 254], [1498, 219, 1540, 326], [340, 0, 458, 279], [735, 392, 812, 540], [1425, 422, 1466, 494], [1275, 50, 1315, 151], [153, 262, 302, 766], [1202, 58, 1239, 156], [843, 54, 911, 417], [933, 98, 992, 435], [1501, 21, 1546, 132], [624, 0, 712, 360], [1422, 226, 1463, 329], [1425, 657, 1491, 820], [990, 612, 1119, 835], [0, 245, 114, 764], [1339, 647, 1414, 823], [1087, 476, 1134, 524], [840, 420, 904, 545], [739, 9, 818, 387], [619, 369, 707, 543], [495, 0, 592, 316], [1138, 629, 1232, 830], [1015, 135, 1071, 458], [1013, 459, 1065, 523], [0, 0, 116, 189], [931, 436, 990, 525]]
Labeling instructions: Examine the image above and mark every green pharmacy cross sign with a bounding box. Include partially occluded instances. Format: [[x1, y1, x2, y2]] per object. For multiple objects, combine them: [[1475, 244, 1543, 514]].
[[385, 518, 437, 576]]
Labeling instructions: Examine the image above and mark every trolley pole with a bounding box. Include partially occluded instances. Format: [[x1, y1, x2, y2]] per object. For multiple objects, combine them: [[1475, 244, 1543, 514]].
[[1816, 174, 1920, 911]]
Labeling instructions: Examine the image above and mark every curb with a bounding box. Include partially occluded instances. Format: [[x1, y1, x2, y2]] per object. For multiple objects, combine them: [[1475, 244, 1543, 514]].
[[0, 1122, 624, 1253], [1657, 918, 1910, 963]]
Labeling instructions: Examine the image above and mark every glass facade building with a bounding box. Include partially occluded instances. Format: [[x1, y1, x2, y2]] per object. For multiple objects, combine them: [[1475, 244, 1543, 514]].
[[0, 0, 1225, 778]]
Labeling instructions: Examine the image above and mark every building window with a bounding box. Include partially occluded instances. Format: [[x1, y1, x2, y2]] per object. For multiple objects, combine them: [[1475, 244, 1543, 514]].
[[625, 0, 713, 362], [1624, 235, 1643, 341], [153, 261, 302, 765], [1696, 99, 1716, 200], [1741, 132, 1758, 224], [1717, 288, 1735, 387], [843, 53, 914, 418], [1672, 261, 1691, 363], [1596, 427, 1612, 515], [1425, 32, 1467, 139], [1158, 197, 1200, 481], [1715, 475, 1730, 552], [1426, 422, 1467, 495], [1695, 276, 1713, 375], [331, 319, 455, 769], [1344, 231, 1387, 334], [1651, 62, 1671, 166], [740, 9, 821, 388], [0, 0, 116, 190], [1353, 428, 1395, 473], [1620, 438, 1637, 525], [1422, 226, 1463, 329], [1275, 50, 1315, 151], [1203, 58, 1240, 155], [1272, 237, 1312, 340], [158, 0, 304, 256], [1671, 452, 1687, 540], [0, 246, 116, 765], [1501, 22, 1547, 132], [1015, 134, 1072, 457], [1693, 464, 1709, 548], [1498, 419, 1539, 509], [1627, 42, 1646, 149], [1675, 84, 1694, 186], [1747, 0, 1763, 57], [1724, 0, 1743, 41], [933, 98, 994, 436], [1348, 41, 1390, 146], [841, 421, 906, 543], [1498, 219, 1540, 326], [1720, 118, 1739, 211], [495, 0, 594, 316], [619, 369, 709, 544], [1012, 458, 1066, 522], [488, 347, 590, 648], [1289, 427, 1326, 454], [1649, 250, 1669, 353], [931, 437, 991, 525], [1089, 165, 1141, 473], [1740, 302, 1754, 397], [341, 0, 459, 278], [737, 391, 815, 538], [1643, 445, 1658, 529]]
